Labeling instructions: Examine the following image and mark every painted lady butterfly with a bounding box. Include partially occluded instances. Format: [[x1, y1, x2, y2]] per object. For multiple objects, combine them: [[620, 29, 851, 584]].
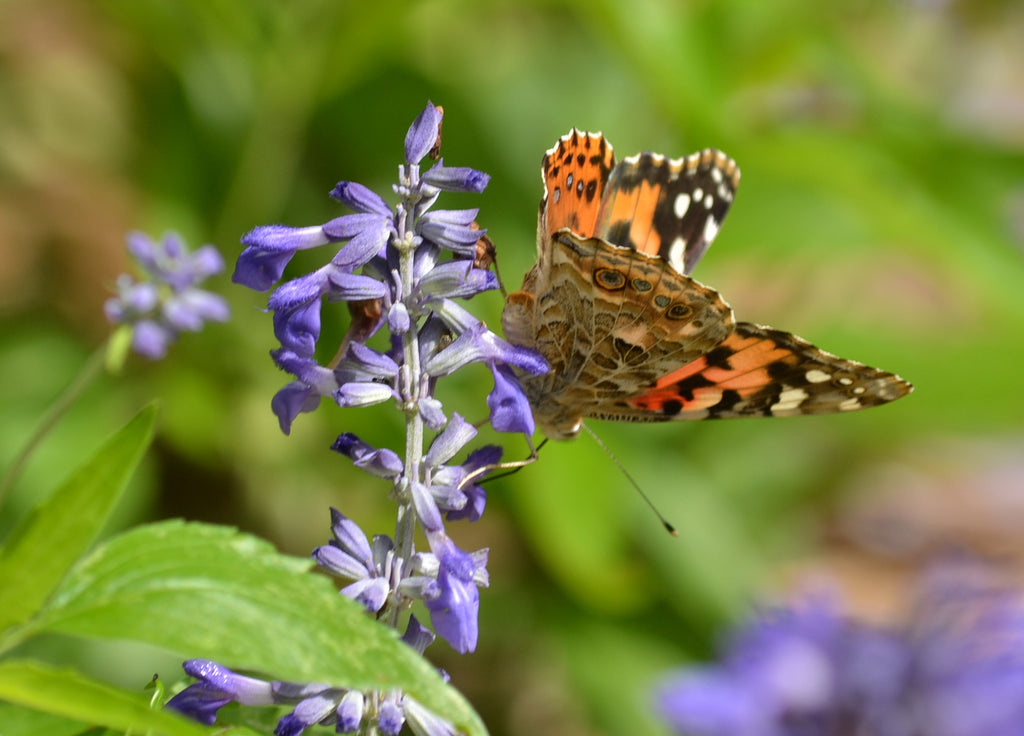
[[502, 130, 912, 440]]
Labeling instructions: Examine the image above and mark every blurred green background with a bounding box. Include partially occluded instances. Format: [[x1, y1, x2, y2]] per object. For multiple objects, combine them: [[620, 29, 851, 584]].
[[1, 1, 1023, 734]]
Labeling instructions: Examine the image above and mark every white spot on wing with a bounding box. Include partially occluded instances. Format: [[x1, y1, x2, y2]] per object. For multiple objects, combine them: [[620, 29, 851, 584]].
[[693, 187, 704, 202], [839, 397, 861, 411], [805, 369, 831, 384], [668, 236, 687, 273], [702, 216, 720, 245], [772, 387, 808, 414], [674, 193, 691, 219], [704, 196, 714, 209], [710, 167, 723, 183]]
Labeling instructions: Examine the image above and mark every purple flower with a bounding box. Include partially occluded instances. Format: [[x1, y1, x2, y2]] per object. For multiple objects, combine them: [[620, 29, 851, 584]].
[[233, 225, 330, 291], [331, 434, 403, 479], [416, 209, 485, 256], [105, 232, 229, 360], [405, 103, 442, 165], [312, 509, 393, 613], [335, 690, 364, 733], [488, 363, 535, 435], [275, 690, 343, 736], [165, 659, 275, 724], [422, 159, 491, 193], [422, 533, 485, 653]]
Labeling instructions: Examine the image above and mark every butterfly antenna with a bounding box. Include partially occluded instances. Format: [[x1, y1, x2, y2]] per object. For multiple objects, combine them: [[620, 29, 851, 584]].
[[581, 423, 678, 536]]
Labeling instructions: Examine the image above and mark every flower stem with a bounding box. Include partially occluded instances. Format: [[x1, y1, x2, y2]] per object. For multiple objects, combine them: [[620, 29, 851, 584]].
[[388, 202, 423, 629], [0, 341, 107, 506]]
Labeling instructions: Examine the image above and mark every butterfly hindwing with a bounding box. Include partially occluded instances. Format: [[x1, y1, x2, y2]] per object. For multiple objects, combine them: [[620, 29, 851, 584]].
[[623, 322, 912, 420], [502, 231, 735, 438]]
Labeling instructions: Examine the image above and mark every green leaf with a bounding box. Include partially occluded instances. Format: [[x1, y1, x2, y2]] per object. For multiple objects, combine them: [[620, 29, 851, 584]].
[[0, 659, 212, 736], [0, 702, 88, 736], [0, 405, 157, 639], [34, 520, 486, 736]]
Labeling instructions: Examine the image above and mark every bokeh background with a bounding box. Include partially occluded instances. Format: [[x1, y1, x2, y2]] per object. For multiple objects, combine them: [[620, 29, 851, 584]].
[[2, 1, 1023, 734]]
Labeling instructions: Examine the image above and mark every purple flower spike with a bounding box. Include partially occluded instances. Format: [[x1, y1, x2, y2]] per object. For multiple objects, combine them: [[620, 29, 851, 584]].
[[215, 105, 511, 732], [405, 103, 442, 165], [314, 543, 370, 581]]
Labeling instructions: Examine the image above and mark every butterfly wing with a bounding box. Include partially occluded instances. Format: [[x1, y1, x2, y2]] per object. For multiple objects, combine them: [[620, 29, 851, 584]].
[[604, 322, 912, 421], [539, 129, 616, 244], [594, 149, 740, 275], [503, 231, 735, 438]]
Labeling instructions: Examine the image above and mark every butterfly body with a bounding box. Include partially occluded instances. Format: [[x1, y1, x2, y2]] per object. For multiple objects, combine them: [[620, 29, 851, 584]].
[[502, 130, 911, 440]]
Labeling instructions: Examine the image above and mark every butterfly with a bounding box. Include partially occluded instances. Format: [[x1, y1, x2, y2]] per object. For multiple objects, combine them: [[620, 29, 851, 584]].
[[501, 129, 912, 440]]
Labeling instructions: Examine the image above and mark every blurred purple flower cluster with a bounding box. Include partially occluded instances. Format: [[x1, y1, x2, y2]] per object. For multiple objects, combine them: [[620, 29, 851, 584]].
[[656, 562, 1024, 736], [104, 231, 229, 359]]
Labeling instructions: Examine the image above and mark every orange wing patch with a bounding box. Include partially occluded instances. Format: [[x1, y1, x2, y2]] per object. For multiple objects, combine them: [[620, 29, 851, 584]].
[[629, 322, 912, 419], [540, 130, 615, 241]]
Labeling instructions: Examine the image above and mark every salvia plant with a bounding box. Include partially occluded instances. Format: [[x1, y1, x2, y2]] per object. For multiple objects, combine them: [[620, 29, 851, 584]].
[[163, 102, 548, 734]]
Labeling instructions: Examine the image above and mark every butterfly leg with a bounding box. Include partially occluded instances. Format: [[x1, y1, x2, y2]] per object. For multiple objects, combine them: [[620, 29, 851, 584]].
[[456, 437, 547, 489]]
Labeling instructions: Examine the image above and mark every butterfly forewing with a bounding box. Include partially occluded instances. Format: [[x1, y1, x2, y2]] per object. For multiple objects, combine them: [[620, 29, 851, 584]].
[[595, 149, 740, 275], [540, 129, 615, 245]]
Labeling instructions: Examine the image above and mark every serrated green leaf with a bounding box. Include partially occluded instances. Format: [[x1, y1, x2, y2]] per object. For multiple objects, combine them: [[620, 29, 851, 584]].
[[0, 659, 212, 736], [33, 520, 486, 736], [0, 405, 157, 639]]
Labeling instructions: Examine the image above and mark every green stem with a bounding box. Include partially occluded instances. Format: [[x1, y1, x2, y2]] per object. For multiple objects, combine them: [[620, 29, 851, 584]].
[[0, 342, 108, 507], [385, 202, 423, 631]]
